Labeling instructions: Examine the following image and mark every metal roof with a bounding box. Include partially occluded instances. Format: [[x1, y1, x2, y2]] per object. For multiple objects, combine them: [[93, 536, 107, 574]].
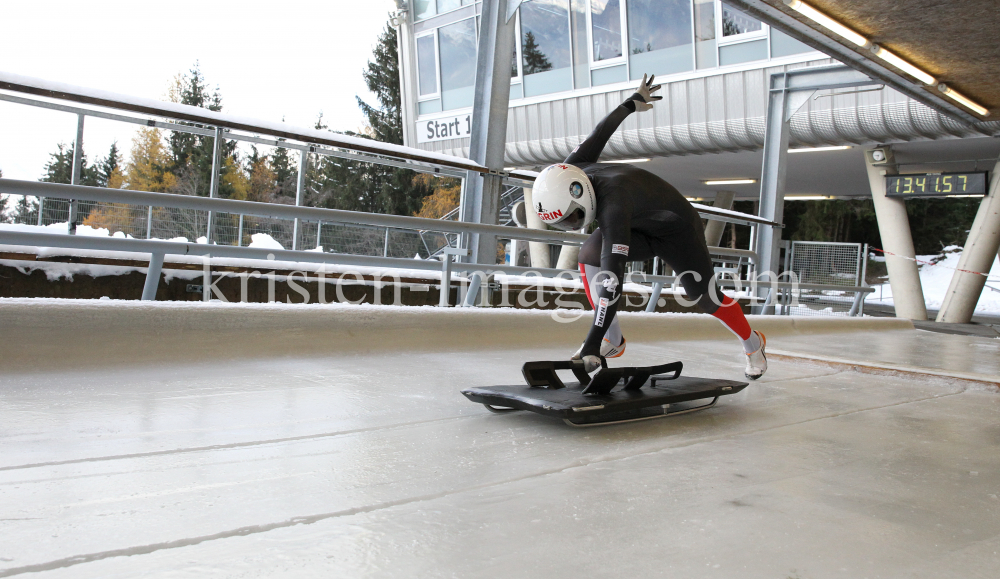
[[726, 0, 1000, 124]]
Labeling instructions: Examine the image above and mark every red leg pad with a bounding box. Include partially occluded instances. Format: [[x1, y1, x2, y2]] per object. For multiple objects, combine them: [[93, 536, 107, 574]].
[[711, 296, 752, 340]]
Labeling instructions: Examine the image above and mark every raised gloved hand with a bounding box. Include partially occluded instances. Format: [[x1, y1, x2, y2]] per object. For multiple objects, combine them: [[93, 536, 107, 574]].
[[630, 73, 662, 112]]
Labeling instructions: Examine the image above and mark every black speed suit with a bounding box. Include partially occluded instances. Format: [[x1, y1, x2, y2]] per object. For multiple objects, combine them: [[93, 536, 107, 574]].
[[570, 97, 726, 358]]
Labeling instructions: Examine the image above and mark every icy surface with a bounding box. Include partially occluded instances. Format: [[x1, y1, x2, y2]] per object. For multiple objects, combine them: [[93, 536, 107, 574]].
[[0, 302, 998, 577]]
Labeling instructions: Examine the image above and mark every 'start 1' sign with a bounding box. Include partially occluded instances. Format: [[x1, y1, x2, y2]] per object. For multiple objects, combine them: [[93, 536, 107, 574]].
[[416, 114, 471, 143]]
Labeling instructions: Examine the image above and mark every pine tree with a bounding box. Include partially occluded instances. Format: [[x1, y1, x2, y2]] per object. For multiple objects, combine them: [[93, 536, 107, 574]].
[[269, 141, 297, 200], [167, 63, 237, 198], [96, 142, 123, 187], [124, 128, 177, 193], [521, 31, 552, 74], [309, 20, 433, 219]]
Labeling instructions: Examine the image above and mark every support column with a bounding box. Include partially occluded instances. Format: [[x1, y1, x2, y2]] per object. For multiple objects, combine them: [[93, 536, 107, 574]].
[[754, 74, 799, 311], [754, 66, 876, 312], [68, 114, 85, 234], [704, 190, 735, 247], [292, 150, 308, 251], [460, 0, 516, 266], [865, 147, 927, 320], [141, 252, 164, 301], [936, 159, 1000, 323], [205, 127, 223, 244]]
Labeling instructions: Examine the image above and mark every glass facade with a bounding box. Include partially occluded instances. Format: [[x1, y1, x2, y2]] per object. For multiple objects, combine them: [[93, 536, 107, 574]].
[[590, 0, 622, 62], [416, 35, 438, 97], [693, 0, 717, 68], [520, 0, 573, 97], [438, 18, 478, 110], [721, 3, 762, 37], [626, 0, 693, 80], [411, 0, 816, 115]]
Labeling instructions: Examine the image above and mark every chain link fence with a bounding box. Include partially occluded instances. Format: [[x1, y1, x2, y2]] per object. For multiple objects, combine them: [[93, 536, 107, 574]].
[[783, 241, 867, 316], [5, 196, 454, 259]]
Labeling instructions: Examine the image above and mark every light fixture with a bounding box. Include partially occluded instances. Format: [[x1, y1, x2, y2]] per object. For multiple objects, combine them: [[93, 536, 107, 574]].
[[937, 84, 989, 116], [784, 0, 868, 47], [870, 45, 935, 85], [785, 195, 829, 200], [605, 158, 651, 163], [788, 145, 852, 153], [703, 179, 757, 185], [946, 194, 985, 198]]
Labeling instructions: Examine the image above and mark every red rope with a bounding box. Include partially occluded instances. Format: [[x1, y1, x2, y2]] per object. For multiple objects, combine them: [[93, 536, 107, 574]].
[[870, 246, 997, 278]]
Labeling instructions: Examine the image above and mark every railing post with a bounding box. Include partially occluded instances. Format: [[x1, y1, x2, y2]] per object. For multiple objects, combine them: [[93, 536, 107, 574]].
[[237, 214, 244, 247], [292, 150, 308, 250], [146, 206, 154, 239], [68, 114, 85, 234], [439, 247, 469, 307], [383, 227, 390, 257], [206, 127, 223, 244], [142, 252, 165, 301], [645, 282, 664, 313]]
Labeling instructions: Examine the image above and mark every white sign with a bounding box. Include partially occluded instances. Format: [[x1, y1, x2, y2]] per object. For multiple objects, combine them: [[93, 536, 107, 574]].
[[416, 114, 472, 143]]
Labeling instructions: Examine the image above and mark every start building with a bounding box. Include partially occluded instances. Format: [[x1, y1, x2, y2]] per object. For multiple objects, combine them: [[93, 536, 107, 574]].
[[392, 0, 1000, 323]]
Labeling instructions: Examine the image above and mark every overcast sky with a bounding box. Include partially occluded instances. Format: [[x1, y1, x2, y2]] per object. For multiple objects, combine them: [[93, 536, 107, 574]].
[[0, 0, 397, 180]]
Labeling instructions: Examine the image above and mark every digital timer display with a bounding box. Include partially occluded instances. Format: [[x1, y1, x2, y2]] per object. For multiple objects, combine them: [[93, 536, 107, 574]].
[[885, 172, 988, 198]]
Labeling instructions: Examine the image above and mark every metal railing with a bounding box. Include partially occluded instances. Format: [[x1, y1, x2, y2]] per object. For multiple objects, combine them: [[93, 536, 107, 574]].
[[0, 70, 835, 311]]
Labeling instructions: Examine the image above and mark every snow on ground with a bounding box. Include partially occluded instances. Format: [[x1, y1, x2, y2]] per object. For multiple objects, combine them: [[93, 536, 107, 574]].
[[868, 246, 1000, 314]]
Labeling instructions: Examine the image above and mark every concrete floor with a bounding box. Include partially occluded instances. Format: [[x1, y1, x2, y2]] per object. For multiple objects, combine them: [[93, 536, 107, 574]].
[[1, 302, 998, 578]]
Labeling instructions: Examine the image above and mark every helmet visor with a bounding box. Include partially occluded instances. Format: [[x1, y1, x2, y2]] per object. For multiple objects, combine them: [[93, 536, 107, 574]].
[[549, 206, 586, 231]]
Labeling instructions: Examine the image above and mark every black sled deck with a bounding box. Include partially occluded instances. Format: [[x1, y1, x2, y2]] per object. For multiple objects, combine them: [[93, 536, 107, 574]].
[[461, 360, 747, 427]]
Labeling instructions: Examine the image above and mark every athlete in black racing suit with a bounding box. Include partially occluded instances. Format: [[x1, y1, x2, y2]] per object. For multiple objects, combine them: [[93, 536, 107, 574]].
[[554, 75, 767, 379]]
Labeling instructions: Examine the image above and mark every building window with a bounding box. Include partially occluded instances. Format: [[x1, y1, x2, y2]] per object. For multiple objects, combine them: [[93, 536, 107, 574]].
[[437, 0, 462, 13], [417, 34, 439, 98], [626, 0, 694, 80], [693, 0, 717, 68], [438, 17, 478, 110], [590, 0, 623, 62], [717, 1, 768, 66], [520, 0, 573, 97], [720, 2, 763, 38], [414, 0, 436, 21]]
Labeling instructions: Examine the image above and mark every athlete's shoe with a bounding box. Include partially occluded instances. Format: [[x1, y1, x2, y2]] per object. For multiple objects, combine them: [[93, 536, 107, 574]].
[[571, 336, 625, 360], [744, 330, 767, 380], [601, 336, 626, 358]]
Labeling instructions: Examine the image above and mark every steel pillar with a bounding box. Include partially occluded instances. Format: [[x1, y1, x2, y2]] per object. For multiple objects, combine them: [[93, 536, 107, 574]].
[[205, 127, 223, 243], [439, 247, 470, 307], [68, 114, 84, 234], [936, 159, 1000, 323], [864, 148, 927, 320], [292, 150, 308, 250], [704, 191, 735, 247], [460, 0, 516, 266], [141, 252, 164, 301], [754, 65, 878, 312]]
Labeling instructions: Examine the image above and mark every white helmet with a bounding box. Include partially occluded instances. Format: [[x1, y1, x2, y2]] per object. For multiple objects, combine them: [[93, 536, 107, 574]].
[[532, 163, 596, 232]]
